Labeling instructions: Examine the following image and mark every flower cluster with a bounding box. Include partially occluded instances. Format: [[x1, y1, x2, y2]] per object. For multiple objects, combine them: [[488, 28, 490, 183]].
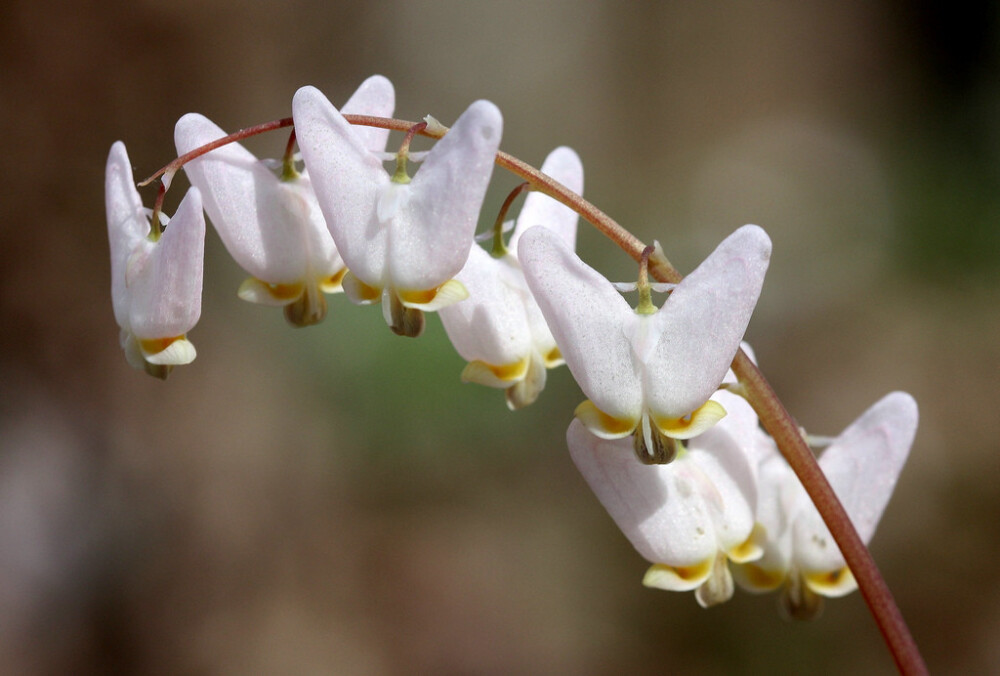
[[104, 74, 918, 619]]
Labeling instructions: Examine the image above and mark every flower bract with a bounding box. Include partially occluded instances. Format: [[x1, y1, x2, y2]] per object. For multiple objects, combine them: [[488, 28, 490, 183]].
[[105, 141, 205, 378]]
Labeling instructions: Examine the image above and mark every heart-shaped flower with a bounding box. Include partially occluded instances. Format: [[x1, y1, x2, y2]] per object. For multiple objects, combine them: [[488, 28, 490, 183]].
[[439, 146, 583, 408], [293, 85, 503, 336], [105, 141, 205, 378], [520, 224, 771, 461]]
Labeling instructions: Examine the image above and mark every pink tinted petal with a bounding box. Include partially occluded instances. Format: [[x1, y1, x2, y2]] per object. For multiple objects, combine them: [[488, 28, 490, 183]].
[[644, 224, 771, 419], [129, 188, 205, 338], [519, 226, 642, 421], [341, 74, 395, 154], [509, 146, 583, 254], [293, 85, 390, 287], [390, 100, 502, 291]]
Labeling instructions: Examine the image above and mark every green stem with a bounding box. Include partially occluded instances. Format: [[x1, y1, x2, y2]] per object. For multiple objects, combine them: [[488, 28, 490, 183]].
[[281, 128, 299, 181], [490, 182, 531, 257]]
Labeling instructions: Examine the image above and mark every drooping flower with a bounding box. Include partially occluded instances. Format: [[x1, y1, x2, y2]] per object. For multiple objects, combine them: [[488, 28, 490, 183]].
[[105, 141, 205, 378], [567, 387, 765, 607], [438, 146, 583, 409], [519, 224, 771, 462], [174, 75, 395, 326], [292, 85, 503, 336], [732, 391, 918, 619]]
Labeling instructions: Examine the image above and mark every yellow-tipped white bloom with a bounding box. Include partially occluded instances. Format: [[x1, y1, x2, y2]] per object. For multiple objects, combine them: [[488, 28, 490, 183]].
[[520, 224, 771, 460], [439, 147, 583, 409], [292, 85, 503, 336], [567, 388, 764, 607], [733, 391, 918, 619], [105, 141, 205, 378]]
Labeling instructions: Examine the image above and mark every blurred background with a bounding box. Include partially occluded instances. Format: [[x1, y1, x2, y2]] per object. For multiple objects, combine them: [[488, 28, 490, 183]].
[[2, 1, 998, 673]]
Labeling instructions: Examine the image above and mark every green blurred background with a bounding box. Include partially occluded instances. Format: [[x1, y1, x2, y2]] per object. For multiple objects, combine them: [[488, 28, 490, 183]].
[[2, 1, 998, 673]]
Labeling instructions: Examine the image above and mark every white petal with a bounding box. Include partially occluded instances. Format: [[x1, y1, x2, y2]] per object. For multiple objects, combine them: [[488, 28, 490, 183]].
[[340, 74, 395, 154], [293, 85, 391, 288], [439, 246, 533, 367], [686, 425, 759, 555], [793, 392, 918, 574], [176, 113, 338, 283], [643, 224, 771, 419], [732, 449, 797, 592], [567, 420, 720, 567], [105, 142, 149, 328], [509, 146, 583, 254], [520, 226, 642, 424], [128, 187, 205, 339], [389, 100, 502, 291]]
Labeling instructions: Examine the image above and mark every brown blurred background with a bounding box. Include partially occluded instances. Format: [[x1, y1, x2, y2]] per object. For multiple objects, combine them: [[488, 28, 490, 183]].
[[2, 1, 998, 673]]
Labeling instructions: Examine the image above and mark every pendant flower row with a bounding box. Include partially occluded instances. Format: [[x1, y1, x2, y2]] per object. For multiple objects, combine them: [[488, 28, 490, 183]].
[[104, 74, 918, 614]]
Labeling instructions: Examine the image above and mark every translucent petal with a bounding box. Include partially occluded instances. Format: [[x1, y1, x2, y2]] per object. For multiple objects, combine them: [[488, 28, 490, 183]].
[[520, 226, 643, 422], [567, 420, 720, 567], [340, 74, 395, 154], [105, 142, 149, 327], [439, 246, 533, 368], [293, 85, 391, 287], [508, 146, 583, 253], [643, 224, 771, 419], [388, 100, 503, 291], [128, 187, 205, 339], [793, 392, 917, 574]]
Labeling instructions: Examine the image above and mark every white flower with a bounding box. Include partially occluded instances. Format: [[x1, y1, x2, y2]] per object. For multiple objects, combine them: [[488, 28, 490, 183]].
[[567, 388, 764, 607], [174, 75, 395, 326], [438, 146, 583, 409], [105, 141, 205, 378], [519, 224, 771, 461], [733, 391, 918, 619], [292, 85, 503, 336]]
